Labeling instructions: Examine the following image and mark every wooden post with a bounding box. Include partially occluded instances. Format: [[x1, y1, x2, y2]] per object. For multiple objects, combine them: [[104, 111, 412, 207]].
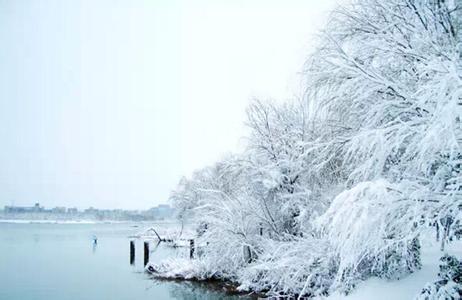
[[130, 240, 135, 265], [144, 241, 149, 266], [189, 239, 195, 259]]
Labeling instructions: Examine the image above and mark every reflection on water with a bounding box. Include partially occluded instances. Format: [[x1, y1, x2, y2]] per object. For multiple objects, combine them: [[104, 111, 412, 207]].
[[168, 281, 256, 300], [0, 222, 255, 300]]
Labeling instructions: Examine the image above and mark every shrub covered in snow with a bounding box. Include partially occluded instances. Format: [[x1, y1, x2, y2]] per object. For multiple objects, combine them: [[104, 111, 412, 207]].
[[416, 254, 462, 300], [146, 258, 210, 280], [238, 238, 337, 298]]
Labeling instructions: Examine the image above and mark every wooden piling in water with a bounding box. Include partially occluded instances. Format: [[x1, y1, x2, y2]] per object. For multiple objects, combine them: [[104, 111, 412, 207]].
[[144, 241, 149, 266], [130, 240, 135, 265], [189, 239, 195, 259]]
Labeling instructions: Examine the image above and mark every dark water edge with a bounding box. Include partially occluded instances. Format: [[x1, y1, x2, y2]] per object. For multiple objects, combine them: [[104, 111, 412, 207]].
[[150, 277, 261, 299]]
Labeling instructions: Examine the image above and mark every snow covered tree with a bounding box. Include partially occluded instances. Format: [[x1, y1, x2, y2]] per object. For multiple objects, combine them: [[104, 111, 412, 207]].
[[245, 99, 328, 238], [309, 0, 462, 287]]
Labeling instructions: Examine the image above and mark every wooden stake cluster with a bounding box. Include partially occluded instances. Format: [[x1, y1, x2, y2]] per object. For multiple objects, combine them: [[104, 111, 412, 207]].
[[130, 227, 197, 268]]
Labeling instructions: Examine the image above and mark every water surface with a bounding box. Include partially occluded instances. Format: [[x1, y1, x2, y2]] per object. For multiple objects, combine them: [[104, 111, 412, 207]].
[[0, 222, 254, 300]]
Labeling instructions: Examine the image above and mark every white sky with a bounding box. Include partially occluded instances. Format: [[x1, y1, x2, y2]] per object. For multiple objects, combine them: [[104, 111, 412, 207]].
[[0, 0, 339, 209]]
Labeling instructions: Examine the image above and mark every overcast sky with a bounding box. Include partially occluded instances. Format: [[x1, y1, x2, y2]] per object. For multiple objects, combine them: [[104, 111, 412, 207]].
[[0, 0, 339, 210]]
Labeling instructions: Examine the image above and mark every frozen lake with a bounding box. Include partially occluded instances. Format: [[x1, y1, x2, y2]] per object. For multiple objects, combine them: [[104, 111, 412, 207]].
[[0, 222, 253, 300]]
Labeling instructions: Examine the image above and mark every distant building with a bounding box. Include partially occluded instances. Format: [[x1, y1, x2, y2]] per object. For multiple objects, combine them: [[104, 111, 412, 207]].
[[2, 203, 169, 221], [52, 207, 66, 214], [33, 203, 42, 212], [4, 203, 44, 213], [84, 207, 97, 214], [148, 204, 174, 219], [67, 208, 78, 214]]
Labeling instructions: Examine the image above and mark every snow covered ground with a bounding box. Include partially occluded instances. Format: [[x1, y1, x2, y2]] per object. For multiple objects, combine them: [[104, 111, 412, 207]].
[[326, 240, 462, 300]]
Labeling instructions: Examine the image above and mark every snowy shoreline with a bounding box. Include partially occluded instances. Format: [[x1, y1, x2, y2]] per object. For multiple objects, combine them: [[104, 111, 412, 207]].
[[146, 239, 462, 300]]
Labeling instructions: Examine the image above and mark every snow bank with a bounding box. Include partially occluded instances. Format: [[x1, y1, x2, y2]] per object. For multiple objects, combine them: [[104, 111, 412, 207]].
[[326, 241, 462, 300], [146, 258, 209, 280]]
